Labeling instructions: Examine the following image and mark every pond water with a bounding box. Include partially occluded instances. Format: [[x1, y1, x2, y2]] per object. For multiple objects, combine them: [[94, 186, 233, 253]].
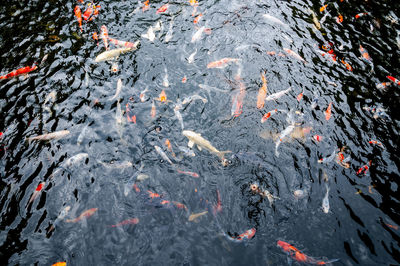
[[1, 0, 400, 265]]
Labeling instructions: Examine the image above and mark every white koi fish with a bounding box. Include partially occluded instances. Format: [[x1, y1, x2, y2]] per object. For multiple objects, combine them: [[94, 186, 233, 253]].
[[181, 94, 208, 105], [162, 67, 169, 87], [140, 87, 150, 102], [191, 26, 205, 43], [43, 90, 57, 114], [188, 48, 197, 63], [142, 26, 155, 42], [182, 130, 231, 159], [48, 205, 71, 233], [265, 87, 292, 101], [95, 46, 137, 62], [174, 103, 185, 130], [154, 145, 174, 165], [262, 14, 289, 28], [98, 160, 133, 169], [109, 78, 123, 101], [322, 183, 330, 213], [275, 124, 295, 157], [52, 153, 89, 177], [77, 123, 90, 146], [26, 130, 70, 143]]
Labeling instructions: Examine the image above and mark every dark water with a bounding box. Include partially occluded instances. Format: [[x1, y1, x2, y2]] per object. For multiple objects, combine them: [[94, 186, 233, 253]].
[[1, 0, 400, 265]]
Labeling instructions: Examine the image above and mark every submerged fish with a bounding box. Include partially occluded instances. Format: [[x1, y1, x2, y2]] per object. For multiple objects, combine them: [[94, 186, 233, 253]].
[[257, 71, 268, 109], [188, 48, 197, 63], [322, 183, 330, 213], [95, 46, 138, 62], [262, 14, 288, 28], [283, 48, 306, 63], [265, 87, 291, 101], [207, 58, 240, 69], [110, 218, 139, 227], [109, 78, 123, 101], [42, 90, 57, 114], [65, 208, 98, 223], [29, 182, 46, 204], [77, 123, 90, 146], [174, 103, 185, 130], [191, 26, 205, 43], [27, 130, 70, 142], [142, 26, 156, 42], [48, 206, 71, 233], [226, 228, 256, 243], [188, 210, 208, 222], [182, 130, 231, 159], [275, 124, 295, 157], [154, 145, 174, 165], [98, 160, 133, 169]]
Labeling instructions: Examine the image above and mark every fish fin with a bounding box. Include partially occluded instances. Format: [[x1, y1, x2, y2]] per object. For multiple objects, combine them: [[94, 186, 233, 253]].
[[197, 145, 202, 151], [188, 140, 194, 148]]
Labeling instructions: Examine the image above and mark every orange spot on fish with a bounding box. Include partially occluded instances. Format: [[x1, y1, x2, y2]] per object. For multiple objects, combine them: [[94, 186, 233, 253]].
[[325, 102, 332, 121], [159, 90, 167, 102], [74, 6, 83, 32]]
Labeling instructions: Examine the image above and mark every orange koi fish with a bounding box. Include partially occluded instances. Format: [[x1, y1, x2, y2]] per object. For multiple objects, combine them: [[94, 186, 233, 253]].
[[100, 25, 109, 50], [65, 208, 98, 223], [83, 4, 93, 20], [194, 13, 203, 24], [359, 45, 372, 61], [51, 262, 66, 266], [320, 4, 328, 12], [387, 75, 400, 86], [156, 4, 168, 14], [356, 160, 371, 175], [93, 32, 98, 41], [29, 182, 46, 204], [297, 91, 304, 102], [158, 90, 167, 102], [150, 100, 156, 118], [355, 12, 368, 19], [261, 109, 278, 123], [257, 71, 268, 109], [74, 6, 83, 32], [325, 102, 332, 121], [110, 218, 139, 227], [277, 240, 339, 265], [283, 48, 306, 63], [231, 76, 246, 117], [147, 190, 161, 199], [341, 59, 353, 71], [172, 201, 187, 210], [142, 0, 150, 11], [0, 64, 37, 79], [228, 228, 256, 242], [207, 58, 239, 69], [176, 169, 199, 178], [108, 37, 138, 49], [336, 14, 343, 23], [376, 82, 391, 89]]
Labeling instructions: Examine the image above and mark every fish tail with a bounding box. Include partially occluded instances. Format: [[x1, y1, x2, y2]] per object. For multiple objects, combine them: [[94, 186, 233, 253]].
[[320, 258, 340, 265], [218, 150, 232, 159]]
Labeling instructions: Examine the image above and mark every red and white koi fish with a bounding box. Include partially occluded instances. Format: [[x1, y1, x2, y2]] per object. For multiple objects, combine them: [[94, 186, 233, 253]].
[[83, 3, 100, 21], [265, 87, 291, 101], [100, 25, 109, 50], [108, 37, 138, 49], [207, 58, 239, 69], [156, 4, 168, 14], [74, 6, 83, 32], [356, 160, 371, 175], [110, 218, 139, 227], [283, 48, 306, 63], [261, 109, 278, 123], [29, 182, 46, 204], [193, 13, 203, 24], [325, 102, 332, 120], [277, 240, 340, 265], [355, 12, 368, 19], [369, 140, 384, 148], [227, 228, 256, 242], [336, 14, 343, 23], [65, 208, 98, 223], [376, 82, 391, 89], [257, 71, 268, 109], [0, 64, 37, 80], [387, 75, 400, 86], [313, 135, 323, 142]]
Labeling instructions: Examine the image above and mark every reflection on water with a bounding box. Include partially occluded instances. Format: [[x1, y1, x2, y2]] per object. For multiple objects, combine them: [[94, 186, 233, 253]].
[[0, 0, 399, 265]]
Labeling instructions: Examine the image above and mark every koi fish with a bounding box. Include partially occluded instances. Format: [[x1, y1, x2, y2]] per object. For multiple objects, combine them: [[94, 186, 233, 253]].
[[173, 102, 185, 130], [165, 17, 174, 42], [108, 37, 138, 49], [110, 218, 139, 227], [262, 14, 288, 28], [51, 262, 66, 266], [182, 130, 231, 160], [74, 6, 83, 32], [140, 87, 149, 102], [341, 59, 353, 71], [98, 160, 133, 169], [227, 228, 256, 242], [231, 77, 246, 117], [369, 140, 384, 148], [318, 149, 336, 163], [176, 169, 199, 178], [265, 87, 291, 101], [275, 124, 295, 157], [26, 130, 70, 142], [154, 145, 174, 165], [151, 100, 156, 118], [322, 183, 330, 213], [386, 224, 399, 230], [336, 151, 351, 168], [191, 26, 205, 43], [177, 145, 196, 157], [257, 71, 268, 109], [261, 109, 278, 123], [336, 14, 343, 23], [277, 240, 340, 265], [376, 82, 391, 90], [355, 12, 368, 19], [356, 160, 371, 175], [0, 64, 38, 80], [182, 76, 187, 83], [181, 95, 208, 105], [188, 48, 197, 63], [109, 78, 122, 101], [100, 25, 109, 50], [48, 206, 71, 233], [165, 139, 173, 154], [156, 4, 168, 14], [359, 45, 372, 61], [260, 189, 279, 206], [157, 90, 167, 103], [65, 208, 98, 223], [293, 189, 306, 199], [207, 58, 239, 69], [325, 102, 332, 120], [162, 68, 169, 87], [283, 48, 306, 63], [320, 4, 328, 12], [313, 135, 323, 142], [142, 26, 156, 42], [188, 211, 208, 222], [83, 3, 96, 21], [194, 13, 203, 24], [189, 0, 198, 6], [29, 182, 46, 204], [95, 46, 137, 62], [297, 91, 304, 101], [142, 0, 150, 12], [387, 75, 400, 86]]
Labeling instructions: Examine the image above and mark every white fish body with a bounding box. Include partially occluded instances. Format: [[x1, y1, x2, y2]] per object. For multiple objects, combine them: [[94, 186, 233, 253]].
[[310, 10, 321, 30], [163, 68, 169, 87], [109, 79, 123, 101], [140, 87, 149, 102], [182, 130, 230, 159], [142, 26, 155, 42], [64, 153, 89, 167], [322, 184, 330, 213], [165, 18, 174, 42], [188, 49, 197, 63], [43, 90, 57, 114], [263, 14, 288, 28], [275, 124, 295, 157], [154, 145, 174, 165], [191, 26, 205, 43], [265, 87, 292, 101], [84, 72, 90, 87], [95, 47, 136, 62], [27, 130, 70, 142], [181, 94, 208, 105], [77, 123, 90, 146], [174, 105, 185, 130]]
